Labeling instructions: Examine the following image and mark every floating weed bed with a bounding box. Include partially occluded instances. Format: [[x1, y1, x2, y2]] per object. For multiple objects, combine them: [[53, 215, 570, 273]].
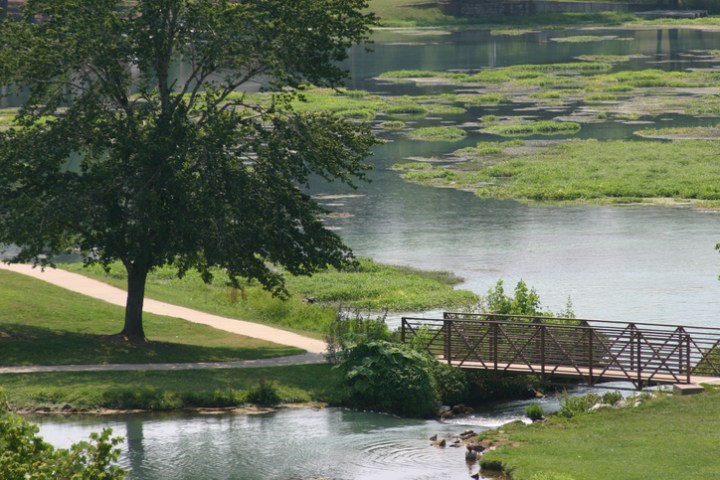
[[550, 35, 633, 43], [575, 54, 638, 63], [482, 120, 581, 137], [407, 126, 467, 141], [379, 120, 407, 130], [397, 139, 720, 205], [634, 124, 720, 140], [452, 139, 526, 157], [490, 28, 537, 36]]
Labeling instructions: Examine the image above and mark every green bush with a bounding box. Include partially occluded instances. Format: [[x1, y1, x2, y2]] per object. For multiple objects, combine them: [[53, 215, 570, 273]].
[[525, 402, 545, 421], [431, 361, 470, 406], [246, 379, 282, 407], [337, 340, 437, 417], [602, 391, 623, 406], [324, 310, 394, 364], [557, 392, 600, 418], [0, 395, 125, 479]]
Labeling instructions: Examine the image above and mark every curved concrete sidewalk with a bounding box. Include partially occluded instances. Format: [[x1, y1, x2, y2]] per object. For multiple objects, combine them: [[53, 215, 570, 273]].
[[0, 263, 326, 354], [0, 352, 325, 374]]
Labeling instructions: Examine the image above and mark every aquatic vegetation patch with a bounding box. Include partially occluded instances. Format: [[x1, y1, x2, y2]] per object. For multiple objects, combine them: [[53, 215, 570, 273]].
[[397, 139, 720, 205], [379, 120, 406, 130], [685, 95, 720, 116], [407, 126, 467, 141], [453, 139, 526, 157], [550, 35, 633, 43], [490, 28, 537, 36], [634, 124, 720, 140], [425, 104, 467, 115], [456, 93, 506, 105], [482, 121, 581, 137], [584, 93, 617, 102], [575, 54, 636, 63], [384, 103, 429, 119]]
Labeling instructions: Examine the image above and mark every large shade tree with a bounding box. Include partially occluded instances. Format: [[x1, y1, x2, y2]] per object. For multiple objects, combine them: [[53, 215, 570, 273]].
[[0, 0, 378, 341]]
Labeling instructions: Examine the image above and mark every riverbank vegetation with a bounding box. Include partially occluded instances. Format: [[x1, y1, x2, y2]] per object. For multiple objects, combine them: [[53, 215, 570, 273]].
[[60, 258, 478, 337], [331, 280, 573, 417], [1, 364, 344, 412], [479, 387, 720, 479]]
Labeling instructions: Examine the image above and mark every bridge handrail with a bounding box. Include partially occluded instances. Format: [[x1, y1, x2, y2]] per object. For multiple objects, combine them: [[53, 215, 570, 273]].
[[401, 314, 720, 386], [442, 311, 720, 333]]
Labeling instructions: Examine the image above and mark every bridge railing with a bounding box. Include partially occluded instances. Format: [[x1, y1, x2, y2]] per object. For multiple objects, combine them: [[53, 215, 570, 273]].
[[401, 314, 720, 386]]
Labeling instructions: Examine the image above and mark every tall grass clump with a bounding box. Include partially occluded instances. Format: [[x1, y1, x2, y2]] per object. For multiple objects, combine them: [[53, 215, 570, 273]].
[[482, 121, 580, 137], [407, 126, 467, 141]]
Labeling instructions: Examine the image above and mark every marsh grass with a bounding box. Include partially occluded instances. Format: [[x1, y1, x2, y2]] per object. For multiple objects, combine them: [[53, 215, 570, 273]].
[[634, 124, 720, 139], [482, 121, 581, 137], [406, 126, 467, 141], [399, 139, 720, 204]]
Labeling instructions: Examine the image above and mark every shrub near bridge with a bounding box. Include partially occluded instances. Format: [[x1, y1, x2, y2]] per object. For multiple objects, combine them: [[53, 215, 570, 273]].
[[337, 340, 438, 417]]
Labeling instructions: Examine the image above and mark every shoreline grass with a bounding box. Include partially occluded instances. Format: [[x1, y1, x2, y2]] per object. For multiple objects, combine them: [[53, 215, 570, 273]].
[[0, 364, 344, 412], [479, 387, 720, 480]]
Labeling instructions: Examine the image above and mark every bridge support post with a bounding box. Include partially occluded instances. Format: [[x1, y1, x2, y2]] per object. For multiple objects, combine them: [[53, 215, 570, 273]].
[[588, 329, 594, 385], [445, 319, 452, 365]]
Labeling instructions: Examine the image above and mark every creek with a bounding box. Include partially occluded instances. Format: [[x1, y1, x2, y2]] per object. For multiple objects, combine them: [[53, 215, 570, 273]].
[[28, 25, 720, 479]]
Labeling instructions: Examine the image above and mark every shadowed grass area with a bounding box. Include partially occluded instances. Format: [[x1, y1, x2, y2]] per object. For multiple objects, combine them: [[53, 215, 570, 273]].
[[0, 364, 344, 410], [0, 270, 302, 366], [480, 387, 720, 480]]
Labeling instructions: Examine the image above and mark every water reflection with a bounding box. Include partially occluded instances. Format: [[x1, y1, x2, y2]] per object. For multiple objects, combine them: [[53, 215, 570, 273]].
[[36, 409, 490, 480]]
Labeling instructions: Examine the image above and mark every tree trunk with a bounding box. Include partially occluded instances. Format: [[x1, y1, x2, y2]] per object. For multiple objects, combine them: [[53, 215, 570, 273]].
[[121, 264, 149, 342]]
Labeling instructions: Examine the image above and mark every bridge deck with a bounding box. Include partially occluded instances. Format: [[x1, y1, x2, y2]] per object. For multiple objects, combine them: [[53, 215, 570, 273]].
[[444, 359, 687, 385]]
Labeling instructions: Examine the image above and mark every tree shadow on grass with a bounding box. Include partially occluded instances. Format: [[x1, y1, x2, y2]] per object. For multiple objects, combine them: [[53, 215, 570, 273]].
[[0, 324, 303, 366]]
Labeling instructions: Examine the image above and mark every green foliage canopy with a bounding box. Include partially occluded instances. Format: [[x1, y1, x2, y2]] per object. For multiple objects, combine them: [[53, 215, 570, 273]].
[[0, 396, 125, 479], [0, 0, 378, 340]]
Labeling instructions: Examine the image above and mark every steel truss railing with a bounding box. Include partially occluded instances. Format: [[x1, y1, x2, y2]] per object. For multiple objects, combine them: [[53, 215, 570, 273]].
[[400, 313, 720, 388]]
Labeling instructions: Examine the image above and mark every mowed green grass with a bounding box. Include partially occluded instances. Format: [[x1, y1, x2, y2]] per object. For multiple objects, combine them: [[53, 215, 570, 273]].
[[0, 270, 302, 366], [481, 387, 720, 480], [0, 364, 343, 410]]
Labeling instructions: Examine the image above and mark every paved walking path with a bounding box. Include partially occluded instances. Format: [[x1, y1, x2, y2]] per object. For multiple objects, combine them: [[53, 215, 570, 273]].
[[0, 263, 327, 372]]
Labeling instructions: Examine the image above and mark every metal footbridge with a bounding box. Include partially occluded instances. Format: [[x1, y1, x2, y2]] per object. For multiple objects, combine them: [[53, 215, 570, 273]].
[[401, 313, 720, 389]]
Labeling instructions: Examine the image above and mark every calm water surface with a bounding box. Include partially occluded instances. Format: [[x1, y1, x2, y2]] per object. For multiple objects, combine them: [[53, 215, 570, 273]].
[[29, 26, 720, 479], [319, 26, 720, 325]]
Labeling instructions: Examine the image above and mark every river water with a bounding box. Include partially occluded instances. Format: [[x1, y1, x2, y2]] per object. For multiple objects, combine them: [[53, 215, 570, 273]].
[[27, 26, 720, 479]]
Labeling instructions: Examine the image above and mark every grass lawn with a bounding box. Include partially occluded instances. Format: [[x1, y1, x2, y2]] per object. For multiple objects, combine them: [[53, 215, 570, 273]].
[[59, 258, 479, 336], [0, 270, 302, 366], [0, 364, 344, 411], [480, 387, 720, 480]]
